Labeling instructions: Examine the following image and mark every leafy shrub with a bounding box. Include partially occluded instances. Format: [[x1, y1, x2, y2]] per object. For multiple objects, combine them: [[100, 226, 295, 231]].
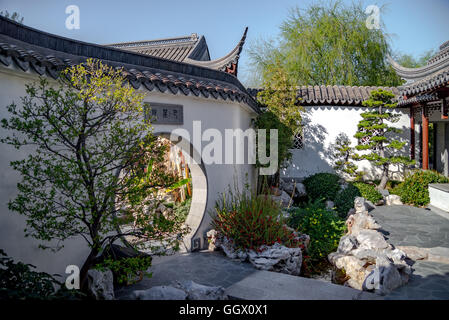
[[399, 170, 449, 206], [94, 255, 152, 286], [287, 201, 346, 262], [334, 184, 361, 218], [211, 186, 300, 251], [303, 173, 341, 202], [353, 182, 383, 203], [0, 249, 84, 300]]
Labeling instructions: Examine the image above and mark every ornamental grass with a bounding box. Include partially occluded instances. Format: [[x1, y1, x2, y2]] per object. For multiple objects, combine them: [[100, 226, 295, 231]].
[[211, 186, 301, 252]]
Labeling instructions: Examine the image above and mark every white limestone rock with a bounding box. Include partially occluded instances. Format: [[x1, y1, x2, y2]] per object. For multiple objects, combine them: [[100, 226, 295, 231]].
[[385, 195, 403, 206], [354, 197, 369, 214], [356, 229, 390, 250], [87, 269, 115, 300], [175, 280, 228, 300], [206, 229, 218, 251], [248, 243, 302, 276], [219, 237, 248, 261], [337, 235, 358, 254], [132, 286, 187, 300]]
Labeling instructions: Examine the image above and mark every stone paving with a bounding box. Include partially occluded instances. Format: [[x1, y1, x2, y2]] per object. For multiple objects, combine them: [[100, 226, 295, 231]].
[[371, 205, 449, 300], [115, 251, 258, 299]]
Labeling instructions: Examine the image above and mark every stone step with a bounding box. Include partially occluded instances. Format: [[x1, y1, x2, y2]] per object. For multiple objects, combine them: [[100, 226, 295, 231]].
[[225, 270, 380, 300]]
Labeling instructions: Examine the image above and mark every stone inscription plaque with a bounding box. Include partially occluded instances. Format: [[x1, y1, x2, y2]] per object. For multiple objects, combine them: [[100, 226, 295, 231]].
[[145, 103, 183, 125]]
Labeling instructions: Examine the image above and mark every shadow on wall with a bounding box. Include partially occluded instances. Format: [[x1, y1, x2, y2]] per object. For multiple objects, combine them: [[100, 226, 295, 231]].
[[281, 110, 334, 179], [281, 105, 412, 181]]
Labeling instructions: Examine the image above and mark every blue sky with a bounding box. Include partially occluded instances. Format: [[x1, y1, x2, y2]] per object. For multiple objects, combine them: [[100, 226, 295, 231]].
[[1, 0, 448, 84]]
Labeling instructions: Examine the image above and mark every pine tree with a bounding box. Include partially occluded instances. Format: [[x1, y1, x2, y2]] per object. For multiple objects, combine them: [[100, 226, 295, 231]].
[[355, 89, 414, 189], [331, 133, 363, 181]]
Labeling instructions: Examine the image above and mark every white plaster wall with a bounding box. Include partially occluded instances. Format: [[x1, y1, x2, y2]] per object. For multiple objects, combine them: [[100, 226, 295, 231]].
[[281, 105, 411, 180], [0, 65, 257, 276]]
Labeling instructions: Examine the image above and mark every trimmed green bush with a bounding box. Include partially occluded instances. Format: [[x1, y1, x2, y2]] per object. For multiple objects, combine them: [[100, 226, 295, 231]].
[[287, 201, 346, 262], [353, 182, 383, 204], [399, 170, 449, 207], [303, 173, 341, 202], [334, 184, 361, 218]]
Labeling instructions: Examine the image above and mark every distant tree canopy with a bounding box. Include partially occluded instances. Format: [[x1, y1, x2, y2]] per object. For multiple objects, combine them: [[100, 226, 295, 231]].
[[248, 1, 403, 87], [393, 50, 436, 68]]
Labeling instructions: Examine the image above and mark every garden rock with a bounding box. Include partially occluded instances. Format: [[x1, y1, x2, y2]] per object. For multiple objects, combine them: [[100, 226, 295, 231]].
[[354, 197, 369, 214], [132, 286, 187, 300], [385, 195, 403, 206], [207, 229, 219, 251], [356, 229, 390, 250], [175, 280, 227, 300], [271, 191, 291, 208], [337, 235, 358, 254], [217, 237, 248, 261], [87, 269, 115, 300], [248, 243, 302, 276], [328, 197, 410, 295], [346, 210, 380, 236]]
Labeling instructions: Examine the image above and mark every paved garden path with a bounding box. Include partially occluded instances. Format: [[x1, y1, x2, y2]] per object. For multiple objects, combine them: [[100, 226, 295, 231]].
[[115, 251, 258, 299], [371, 205, 449, 300]]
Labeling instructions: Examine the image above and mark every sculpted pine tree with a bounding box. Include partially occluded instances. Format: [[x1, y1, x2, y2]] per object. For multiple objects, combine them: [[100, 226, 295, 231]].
[[331, 133, 363, 181], [354, 89, 414, 189], [1, 59, 189, 290]]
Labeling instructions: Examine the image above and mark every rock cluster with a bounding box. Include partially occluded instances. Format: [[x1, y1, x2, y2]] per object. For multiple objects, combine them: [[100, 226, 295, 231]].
[[208, 229, 308, 276], [328, 197, 411, 295], [132, 280, 227, 300], [87, 269, 115, 300]]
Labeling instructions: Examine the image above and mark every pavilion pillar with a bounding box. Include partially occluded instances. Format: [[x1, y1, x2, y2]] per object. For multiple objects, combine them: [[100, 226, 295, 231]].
[[422, 105, 429, 170], [410, 107, 415, 160]]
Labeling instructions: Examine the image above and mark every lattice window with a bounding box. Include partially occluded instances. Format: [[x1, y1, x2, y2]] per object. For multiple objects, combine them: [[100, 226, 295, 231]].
[[292, 129, 304, 149]]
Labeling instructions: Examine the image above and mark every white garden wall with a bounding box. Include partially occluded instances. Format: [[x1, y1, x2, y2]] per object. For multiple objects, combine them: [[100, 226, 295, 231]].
[[281, 105, 411, 181], [0, 64, 257, 276]]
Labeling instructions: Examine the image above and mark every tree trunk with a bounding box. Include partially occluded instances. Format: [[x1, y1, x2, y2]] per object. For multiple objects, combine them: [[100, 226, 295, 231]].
[[79, 248, 99, 292], [378, 165, 389, 190]]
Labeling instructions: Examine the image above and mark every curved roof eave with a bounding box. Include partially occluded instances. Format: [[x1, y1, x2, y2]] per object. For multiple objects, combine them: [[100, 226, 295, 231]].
[[184, 27, 248, 72], [0, 16, 259, 113]]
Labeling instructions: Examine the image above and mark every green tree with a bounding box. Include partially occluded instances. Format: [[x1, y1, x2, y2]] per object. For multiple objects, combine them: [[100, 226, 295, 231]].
[[331, 133, 363, 181], [248, 1, 402, 87], [354, 89, 414, 190], [1, 59, 188, 291], [254, 61, 302, 188], [393, 50, 436, 68]]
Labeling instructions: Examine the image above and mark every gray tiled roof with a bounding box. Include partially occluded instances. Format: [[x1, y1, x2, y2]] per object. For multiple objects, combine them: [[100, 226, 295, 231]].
[[0, 16, 259, 112], [107, 34, 210, 62], [389, 40, 449, 103], [107, 28, 248, 76], [247, 85, 400, 106]]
